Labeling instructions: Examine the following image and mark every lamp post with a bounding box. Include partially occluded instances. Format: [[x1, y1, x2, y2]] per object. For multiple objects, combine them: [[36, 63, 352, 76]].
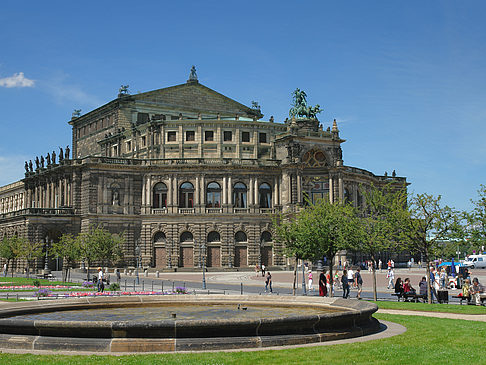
[[201, 241, 207, 290], [135, 244, 141, 285]]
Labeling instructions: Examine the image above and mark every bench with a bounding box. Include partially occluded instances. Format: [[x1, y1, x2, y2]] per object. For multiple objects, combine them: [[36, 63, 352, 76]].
[[453, 294, 486, 305], [35, 273, 56, 281], [391, 292, 425, 302]]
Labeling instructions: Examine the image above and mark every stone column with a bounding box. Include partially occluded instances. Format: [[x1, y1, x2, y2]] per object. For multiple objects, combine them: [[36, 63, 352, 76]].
[[297, 172, 302, 205], [254, 178, 258, 210], [338, 176, 344, 202], [200, 174, 205, 208], [228, 176, 232, 210], [168, 176, 173, 206], [195, 175, 200, 208], [249, 177, 254, 206], [222, 176, 227, 205], [274, 177, 279, 206], [329, 176, 334, 203]]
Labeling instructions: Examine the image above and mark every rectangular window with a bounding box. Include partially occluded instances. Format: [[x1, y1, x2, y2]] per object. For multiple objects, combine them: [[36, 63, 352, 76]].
[[259, 133, 267, 143], [242, 131, 250, 142], [167, 131, 177, 142], [205, 130, 214, 142], [186, 131, 195, 141], [223, 131, 232, 141], [141, 136, 146, 147], [126, 141, 131, 152], [137, 112, 150, 125]]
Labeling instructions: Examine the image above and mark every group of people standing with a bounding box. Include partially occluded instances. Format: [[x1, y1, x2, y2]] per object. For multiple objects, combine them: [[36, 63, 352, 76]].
[[309, 268, 363, 299]]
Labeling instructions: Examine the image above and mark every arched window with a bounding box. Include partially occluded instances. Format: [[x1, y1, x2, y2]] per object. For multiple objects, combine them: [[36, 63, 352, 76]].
[[259, 183, 272, 208], [260, 231, 272, 243], [152, 183, 168, 208], [207, 231, 220, 243], [180, 231, 193, 242], [153, 232, 166, 243], [233, 182, 247, 208], [206, 182, 221, 208], [179, 182, 194, 208], [235, 231, 247, 243]]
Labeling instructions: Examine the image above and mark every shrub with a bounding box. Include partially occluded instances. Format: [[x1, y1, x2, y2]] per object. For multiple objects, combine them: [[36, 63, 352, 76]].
[[82, 281, 94, 288], [35, 288, 51, 297], [109, 283, 120, 291], [175, 286, 187, 294], [33, 279, 41, 287]]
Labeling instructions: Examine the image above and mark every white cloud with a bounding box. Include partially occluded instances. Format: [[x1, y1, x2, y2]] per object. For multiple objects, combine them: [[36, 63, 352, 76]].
[[0, 72, 35, 88]]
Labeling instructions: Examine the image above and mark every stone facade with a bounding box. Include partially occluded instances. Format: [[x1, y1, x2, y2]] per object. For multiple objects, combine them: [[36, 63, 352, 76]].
[[0, 75, 407, 271]]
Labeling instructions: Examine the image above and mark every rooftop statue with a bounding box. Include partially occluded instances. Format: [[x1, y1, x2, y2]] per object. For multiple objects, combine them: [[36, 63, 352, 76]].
[[289, 88, 322, 119], [188, 66, 198, 81], [72, 109, 81, 118], [118, 85, 129, 95]]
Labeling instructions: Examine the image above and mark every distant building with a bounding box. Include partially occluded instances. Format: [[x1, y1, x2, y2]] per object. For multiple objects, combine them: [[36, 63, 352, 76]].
[[0, 70, 407, 270]]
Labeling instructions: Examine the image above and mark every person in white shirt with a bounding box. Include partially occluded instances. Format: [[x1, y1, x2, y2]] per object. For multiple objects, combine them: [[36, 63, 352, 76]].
[[347, 268, 355, 288], [97, 267, 104, 293], [386, 268, 395, 289]]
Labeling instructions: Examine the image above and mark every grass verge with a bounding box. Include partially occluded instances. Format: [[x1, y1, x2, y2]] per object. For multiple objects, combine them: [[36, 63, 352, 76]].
[[372, 300, 486, 314], [0, 313, 483, 364], [0, 277, 82, 287]]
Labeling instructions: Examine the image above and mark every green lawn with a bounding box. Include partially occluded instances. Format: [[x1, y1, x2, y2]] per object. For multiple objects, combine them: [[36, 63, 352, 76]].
[[372, 300, 486, 314], [0, 277, 82, 287], [0, 313, 483, 364]]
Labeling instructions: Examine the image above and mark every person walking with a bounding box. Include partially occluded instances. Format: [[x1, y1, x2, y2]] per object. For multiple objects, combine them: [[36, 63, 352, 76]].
[[308, 271, 313, 291], [347, 268, 355, 288], [97, 267, 104, 293], [261, 264, 266, 277], [319, 271, 327, 297], [2, 263, 6, 277], [355, 268, 363, 299], [378, 259, 382, 272], [341, 270, 350, 298], [386, 268, 395, 289], [265, 271, 272, 293]]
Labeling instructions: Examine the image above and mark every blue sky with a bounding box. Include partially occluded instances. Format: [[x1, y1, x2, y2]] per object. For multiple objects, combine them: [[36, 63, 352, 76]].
[[1, 1, 485, 211]]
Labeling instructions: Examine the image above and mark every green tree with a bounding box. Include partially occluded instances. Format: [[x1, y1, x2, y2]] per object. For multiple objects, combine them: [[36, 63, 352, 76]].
[[273, 213, 315, 295], [356, 185, 407, 301], [51, 233, 81, 282], [11, 236, 44, 278], [464, 184, 486, 253], [297, 198, 361, 297], [399, 193, 459, 304], [78, 225, 125, 281], [0, 236, 15, 276]]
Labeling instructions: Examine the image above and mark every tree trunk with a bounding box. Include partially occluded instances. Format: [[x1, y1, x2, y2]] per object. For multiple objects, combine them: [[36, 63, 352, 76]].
[[292, 256, 297, 296], [424, 248, 432, 304], [371, 255, 377, 301]]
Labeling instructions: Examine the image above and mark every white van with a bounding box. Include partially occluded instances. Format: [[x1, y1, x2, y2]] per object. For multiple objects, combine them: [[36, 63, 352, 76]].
[[463, 254, 486, 269]]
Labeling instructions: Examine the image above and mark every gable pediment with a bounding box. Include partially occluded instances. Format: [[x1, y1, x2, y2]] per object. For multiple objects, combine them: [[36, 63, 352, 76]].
[[133, 82, 261, 118]]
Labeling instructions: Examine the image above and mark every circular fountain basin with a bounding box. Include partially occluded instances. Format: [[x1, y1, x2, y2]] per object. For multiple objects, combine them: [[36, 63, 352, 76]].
[[0, 295, 380, 352]]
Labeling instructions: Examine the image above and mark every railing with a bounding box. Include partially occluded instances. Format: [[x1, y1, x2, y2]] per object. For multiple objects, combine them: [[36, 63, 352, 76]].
[[151, 208, 168, 214], [205, 208, 222, 214], [260, 207, 281, 214], [233, 208, 249, 214], [178, 208, 195, 214], [0, 207, 74, 219]]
